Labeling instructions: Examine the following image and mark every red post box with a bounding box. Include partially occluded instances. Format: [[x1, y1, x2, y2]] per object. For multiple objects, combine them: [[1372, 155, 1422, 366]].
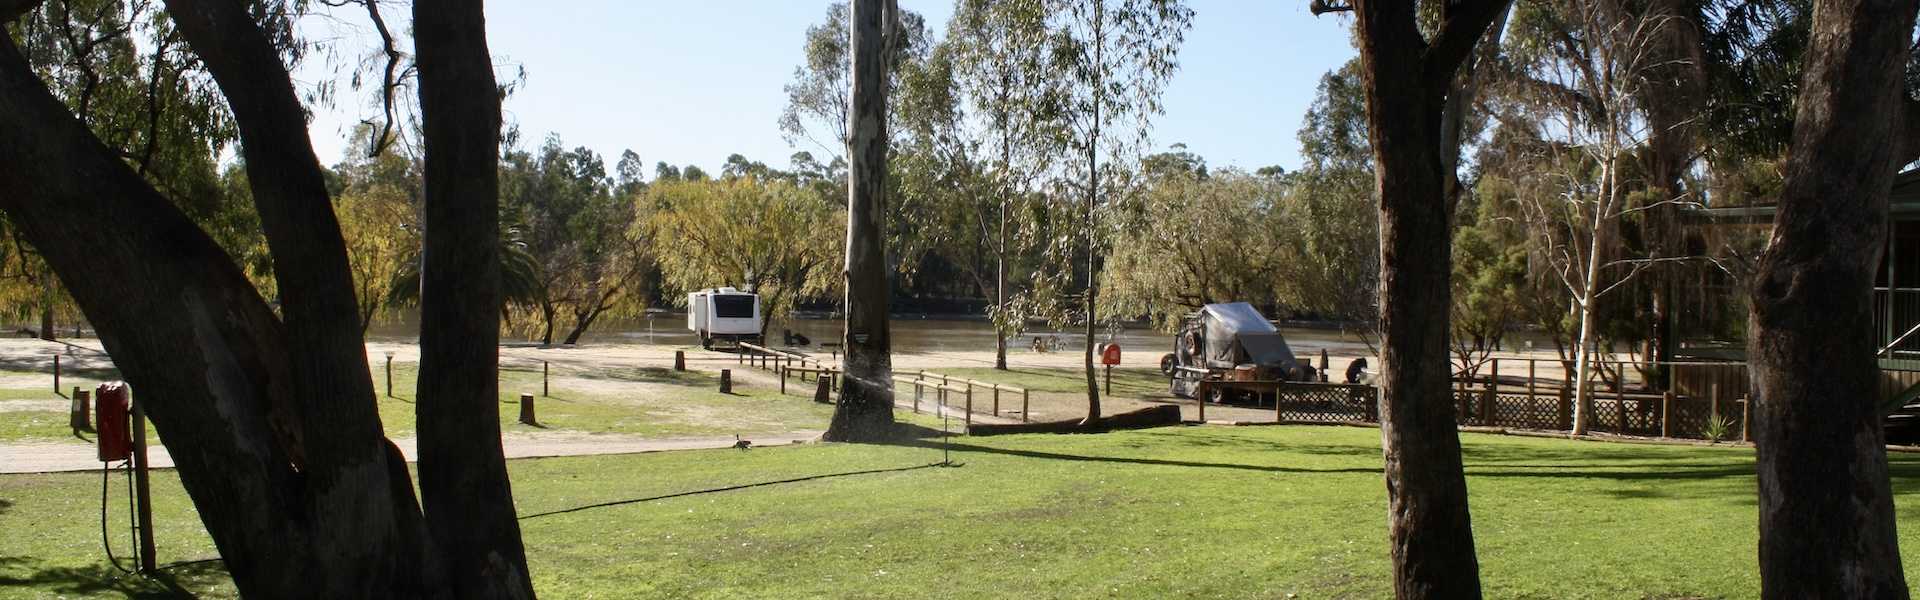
[[1101, 343, 1122, 366], [95, 382, 132, 462]]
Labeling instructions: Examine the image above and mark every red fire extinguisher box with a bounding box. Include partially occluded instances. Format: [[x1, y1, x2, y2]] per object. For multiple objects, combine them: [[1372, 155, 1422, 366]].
[[95, 382, 132, 462]]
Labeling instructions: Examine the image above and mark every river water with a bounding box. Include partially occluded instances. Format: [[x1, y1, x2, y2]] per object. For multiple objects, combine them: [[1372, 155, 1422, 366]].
[[365, 311, 1396, 358]]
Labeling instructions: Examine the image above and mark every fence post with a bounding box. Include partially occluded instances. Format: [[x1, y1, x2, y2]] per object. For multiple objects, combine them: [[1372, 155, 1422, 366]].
[[913, 380, 922, 413], [1021, 388, 1030, 423], [1661, 391, 1673, 438], [1741, 396, 1751, 443], [1480, 385, 1494, 426], [1615, 383, 1628, 434], [1558, 385, 1572, 431], [779, 366, 787, 394], [720, 369, 733, 394], [1320, 349, 1330, 382], [1198, 382, 1207, 422], [518, 393, 537, 425], [965, 385, 974, 427], [542, 361, 549, 397], [993, 385, 1001, 416], [1710, 383, 1721, 420], [52, 354, 59, 394]]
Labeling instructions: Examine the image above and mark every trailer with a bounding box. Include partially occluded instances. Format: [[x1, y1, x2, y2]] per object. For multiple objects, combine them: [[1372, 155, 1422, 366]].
[[688, 287, 763, 349], [1162, 302, 1313, 402]]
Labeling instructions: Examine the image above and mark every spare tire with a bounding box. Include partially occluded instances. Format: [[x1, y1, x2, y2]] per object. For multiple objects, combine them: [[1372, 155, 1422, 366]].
[[1159, 353, 1177, 376]]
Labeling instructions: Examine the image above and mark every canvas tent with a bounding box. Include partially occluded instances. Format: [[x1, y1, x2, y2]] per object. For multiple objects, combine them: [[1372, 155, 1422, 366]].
[[1170, 302, 1305, 398]]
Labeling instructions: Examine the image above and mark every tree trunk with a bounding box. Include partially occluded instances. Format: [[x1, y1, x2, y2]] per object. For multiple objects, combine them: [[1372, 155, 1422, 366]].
[[0, 24, 432, 599], [1748, 0, 1917, 596], [1345, 1, 1510, 597], [37, 281, 52, 342], [413, 1, 536, 598], [1080, 1, 1103, 426], [162, 0, 437, 594], [561, 312, 594, 346], [824, 0, 896, 442], [538, 301, 556, 345]]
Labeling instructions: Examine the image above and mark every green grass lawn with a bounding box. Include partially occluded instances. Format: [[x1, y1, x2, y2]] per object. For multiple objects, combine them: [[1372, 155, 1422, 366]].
[[9, 424, 1920, 598], [0, 363, 838, 444]]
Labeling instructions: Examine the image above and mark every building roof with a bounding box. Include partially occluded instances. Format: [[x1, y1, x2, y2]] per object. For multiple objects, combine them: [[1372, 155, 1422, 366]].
[[1688, 168, 1920, 222]]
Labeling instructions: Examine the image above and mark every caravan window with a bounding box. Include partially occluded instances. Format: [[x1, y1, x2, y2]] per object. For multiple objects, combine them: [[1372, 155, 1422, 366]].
[[713, 295, 755, 318]]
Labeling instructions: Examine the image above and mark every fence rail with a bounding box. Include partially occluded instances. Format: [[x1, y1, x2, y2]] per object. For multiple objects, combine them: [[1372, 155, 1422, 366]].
[[1189, 359, 1760, 442]]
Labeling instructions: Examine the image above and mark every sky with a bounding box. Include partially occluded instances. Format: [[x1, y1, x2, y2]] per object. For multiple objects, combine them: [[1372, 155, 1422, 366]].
[[296, 1, 1358, 175]]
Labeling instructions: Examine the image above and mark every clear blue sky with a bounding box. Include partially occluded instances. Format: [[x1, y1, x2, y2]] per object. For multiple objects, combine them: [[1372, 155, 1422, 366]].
[[299, 1, 1357, 175]]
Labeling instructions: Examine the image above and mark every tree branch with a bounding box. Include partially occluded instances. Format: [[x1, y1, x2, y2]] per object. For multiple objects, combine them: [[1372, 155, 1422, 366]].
[[1422, 0, 1515, 91]]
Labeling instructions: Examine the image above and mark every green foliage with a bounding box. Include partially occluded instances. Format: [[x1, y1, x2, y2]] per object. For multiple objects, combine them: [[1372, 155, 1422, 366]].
[[499, 135, 652, 343], [777, 1, 931, 161], [644, 177, 843, 332], [1704, 412, 1732, 443], [1099, 168, 1299, 331], [1287, 60, 1379, 332]]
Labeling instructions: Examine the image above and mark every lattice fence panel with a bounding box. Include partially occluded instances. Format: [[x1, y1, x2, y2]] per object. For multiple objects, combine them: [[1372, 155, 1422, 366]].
[[1275, 383, 1373, 422]]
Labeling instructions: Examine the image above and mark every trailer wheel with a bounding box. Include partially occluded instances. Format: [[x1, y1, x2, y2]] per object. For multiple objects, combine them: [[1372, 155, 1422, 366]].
[[1207, 386, 1228, 405], [700, 333, 713, 350], [1159, 353, 1176, 376]]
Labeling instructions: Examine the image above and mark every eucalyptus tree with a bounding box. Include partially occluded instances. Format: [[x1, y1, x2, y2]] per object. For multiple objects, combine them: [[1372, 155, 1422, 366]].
[[1497, 0, 1695, 434], [1045, 0, 1191, 423], [0, 0, 533, 594], [826, 0, 900, 441], [944, 0, 1063, 369], [1747, 0, 1917, 595], [778, 1, 929, 165], [1311, 0, 1512, 597]]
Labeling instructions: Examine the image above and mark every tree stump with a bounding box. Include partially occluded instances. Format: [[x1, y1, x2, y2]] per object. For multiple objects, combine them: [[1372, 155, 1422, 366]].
[[69, 388, 90, 432], [814, 376, 832, 404], [518, 393, 536, 426]]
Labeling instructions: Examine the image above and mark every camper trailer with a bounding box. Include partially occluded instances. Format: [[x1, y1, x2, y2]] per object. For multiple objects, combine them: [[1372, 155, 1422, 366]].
[[1163, 302, 1311, 401], [687, 287, 763, 349]]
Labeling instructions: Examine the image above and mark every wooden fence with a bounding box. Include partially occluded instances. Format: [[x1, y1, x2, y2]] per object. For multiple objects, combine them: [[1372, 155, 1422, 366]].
[[1241, 360, 1757, 441]]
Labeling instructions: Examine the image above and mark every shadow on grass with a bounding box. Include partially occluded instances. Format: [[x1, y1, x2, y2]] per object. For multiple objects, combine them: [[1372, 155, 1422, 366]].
[[518, 462, 946, 520], [908, 438, 1381, 475], [0, 355, 122, 381], [0, 557, 227, 599], [564, 366, 705, 386]]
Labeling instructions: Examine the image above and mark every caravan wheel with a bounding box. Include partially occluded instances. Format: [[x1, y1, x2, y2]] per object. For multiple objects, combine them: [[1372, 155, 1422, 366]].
[[1159, 353, 1176, 376]]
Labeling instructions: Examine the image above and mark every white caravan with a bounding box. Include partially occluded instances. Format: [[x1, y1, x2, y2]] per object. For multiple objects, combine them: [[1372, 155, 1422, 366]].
[[687, 287, 763, 349]]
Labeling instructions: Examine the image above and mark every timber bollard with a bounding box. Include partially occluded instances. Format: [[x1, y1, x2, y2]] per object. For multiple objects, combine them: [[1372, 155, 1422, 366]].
[[814, 376, 832, 403], [720, 369, 733, 394], [1660, 392, 1673, 438], [70, 388, 91, 432], [52, 354, 59, 394], [674, 350, 686, 371], [992, 385, 1001, 416], [1320, 349, 1331, 382], [543, 361, 550, 397], [779, 366, 787, 394], [518, 393, 537, 425], [1104, 364, 1112, 395]]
